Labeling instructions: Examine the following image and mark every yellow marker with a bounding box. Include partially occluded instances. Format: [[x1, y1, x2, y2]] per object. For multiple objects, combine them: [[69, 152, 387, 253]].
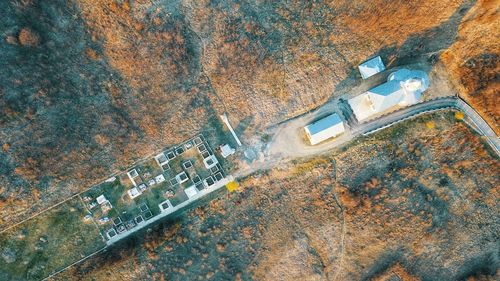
[[455, 111, 464, 120], [226, 181, 239, 192]]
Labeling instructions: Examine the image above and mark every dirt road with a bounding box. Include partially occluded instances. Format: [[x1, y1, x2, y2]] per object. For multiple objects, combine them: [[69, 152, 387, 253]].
[[235, 97, 499, 178]]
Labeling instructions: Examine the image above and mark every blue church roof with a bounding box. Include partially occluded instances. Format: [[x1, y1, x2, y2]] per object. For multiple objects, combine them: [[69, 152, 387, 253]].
[[368, 80, 401, 96]]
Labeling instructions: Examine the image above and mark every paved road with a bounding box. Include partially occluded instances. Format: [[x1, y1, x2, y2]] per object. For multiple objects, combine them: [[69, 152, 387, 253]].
[[360, 97, 499, 155], [274, 97, 499, 157], [236, 97, 499, 177], [454, 99, 500, 154]]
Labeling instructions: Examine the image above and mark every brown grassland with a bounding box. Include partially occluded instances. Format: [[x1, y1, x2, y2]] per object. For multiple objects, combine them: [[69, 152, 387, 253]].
[[52, 111, 499, 280]]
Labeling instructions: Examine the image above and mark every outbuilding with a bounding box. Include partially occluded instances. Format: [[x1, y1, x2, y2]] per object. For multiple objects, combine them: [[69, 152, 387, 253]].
[[219, 144, 235, 158], [127, 187, 141, 199], [184, 186, 199, 199], [358, 56, 385, 79], [304, 113, 345, 145]]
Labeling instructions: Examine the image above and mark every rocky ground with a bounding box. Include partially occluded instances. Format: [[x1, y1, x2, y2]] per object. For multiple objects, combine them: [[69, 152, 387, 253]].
[[51, 111, 499, 281]]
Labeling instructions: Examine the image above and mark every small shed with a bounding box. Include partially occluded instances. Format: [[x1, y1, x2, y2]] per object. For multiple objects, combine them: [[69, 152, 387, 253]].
[[155, 174, 165, 184], [127, 187, 142, 199], [220, 144, 235, 158], [154, 153, 168, 166], [159, 200, 172, 212], [304, 113, 345, 145], [203, 155, 219, 169], [358, 56, 385, 79], [175, 172, 189, 184]]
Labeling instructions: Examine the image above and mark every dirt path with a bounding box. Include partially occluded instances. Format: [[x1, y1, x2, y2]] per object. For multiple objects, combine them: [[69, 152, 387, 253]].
[[235, 96, 500, 179]]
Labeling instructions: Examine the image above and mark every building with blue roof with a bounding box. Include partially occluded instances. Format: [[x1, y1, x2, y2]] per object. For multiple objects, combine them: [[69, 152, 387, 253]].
[[348, 68, 430, 122], [358, 56, 386, 79], [304, 113, 345, 145]]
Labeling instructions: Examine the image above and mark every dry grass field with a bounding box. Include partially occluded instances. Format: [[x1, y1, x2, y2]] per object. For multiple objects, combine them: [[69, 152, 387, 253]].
[[0, 1, 498, 279], [51, 111, 499, 280], [1, 0, 496, 230]]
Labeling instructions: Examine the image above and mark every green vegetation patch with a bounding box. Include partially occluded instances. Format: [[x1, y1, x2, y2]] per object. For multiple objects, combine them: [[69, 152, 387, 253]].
[[81, 134, 229, 240], [0, 197, 105, 280]]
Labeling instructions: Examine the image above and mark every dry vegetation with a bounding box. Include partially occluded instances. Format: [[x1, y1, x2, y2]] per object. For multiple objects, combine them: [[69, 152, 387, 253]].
[[0, 0, 497, 261], [0, 0, 213, 227], [52, 111, 499, 280], [441, 0, 500, 134], [76, 0, 210, 141], [17, 27, 40, 47], [184, 0, 467, 132]]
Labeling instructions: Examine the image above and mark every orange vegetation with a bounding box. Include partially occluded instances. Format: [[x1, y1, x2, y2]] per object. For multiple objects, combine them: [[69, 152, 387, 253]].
[[76, 0, 209, 145], [18, 27, 40, 47], [372, 263, 420, 281], [187, 0, 464, 131], [441, 0, 500, 134]]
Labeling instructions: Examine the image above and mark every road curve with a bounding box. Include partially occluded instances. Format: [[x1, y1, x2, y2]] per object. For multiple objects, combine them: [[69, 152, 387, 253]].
[[360, 97, 500, 155], [265, 97, 499, 162]]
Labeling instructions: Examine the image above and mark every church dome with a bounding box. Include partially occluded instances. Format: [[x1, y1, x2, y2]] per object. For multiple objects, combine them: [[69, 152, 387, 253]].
[[402, 78, 424, 92]]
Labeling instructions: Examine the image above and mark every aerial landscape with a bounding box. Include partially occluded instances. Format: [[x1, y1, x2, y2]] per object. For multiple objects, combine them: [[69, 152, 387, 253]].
[[0, 0, 498, 280]]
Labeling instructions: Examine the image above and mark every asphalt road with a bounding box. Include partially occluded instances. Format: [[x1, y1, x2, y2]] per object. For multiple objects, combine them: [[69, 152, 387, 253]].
[[359, 97, 499, 155]]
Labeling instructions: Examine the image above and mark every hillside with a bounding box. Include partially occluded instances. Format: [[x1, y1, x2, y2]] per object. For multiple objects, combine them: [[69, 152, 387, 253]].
[[441, 0, 499, 134], [0, 0, 497, 248], [53, 112, 499, 280]]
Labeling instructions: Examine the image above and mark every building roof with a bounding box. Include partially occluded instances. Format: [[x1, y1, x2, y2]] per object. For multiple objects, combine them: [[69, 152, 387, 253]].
[[154, 153, 168, 166], [155, 174, 165, 183], [175, 172, 189, 184], [127, 187, 141, 199], [365, 81, 406, 114], [203, 155, 219, 169], [358, 56, 385, 79], [348, 68, 429, 122], [305, 113, 345, 145], [220, 144, 235, 158], [159, 200, 172, 212], [96, 195, 107, 205], [127, 169, 138, 178]]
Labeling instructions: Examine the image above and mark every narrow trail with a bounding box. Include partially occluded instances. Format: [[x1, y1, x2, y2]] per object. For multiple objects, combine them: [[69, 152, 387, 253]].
[[327, 159, 347, 281], [331, 191, 346, 281]]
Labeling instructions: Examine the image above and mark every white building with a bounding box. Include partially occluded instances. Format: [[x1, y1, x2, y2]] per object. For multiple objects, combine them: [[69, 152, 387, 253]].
[[203, 155, 219, 169], [155, 174, 165, 184], [358, 56, 385, 79], [127, 169, 139, 186], [175, 172, 189, 184], [219, 144, 235, 158], [304, 113, 345, 145], [96, 195, 108, 205], [154, 153, 169, 167], [159, 200, 173, 212], [127, 187, 142, 199], [348, 69, 430, 122]]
